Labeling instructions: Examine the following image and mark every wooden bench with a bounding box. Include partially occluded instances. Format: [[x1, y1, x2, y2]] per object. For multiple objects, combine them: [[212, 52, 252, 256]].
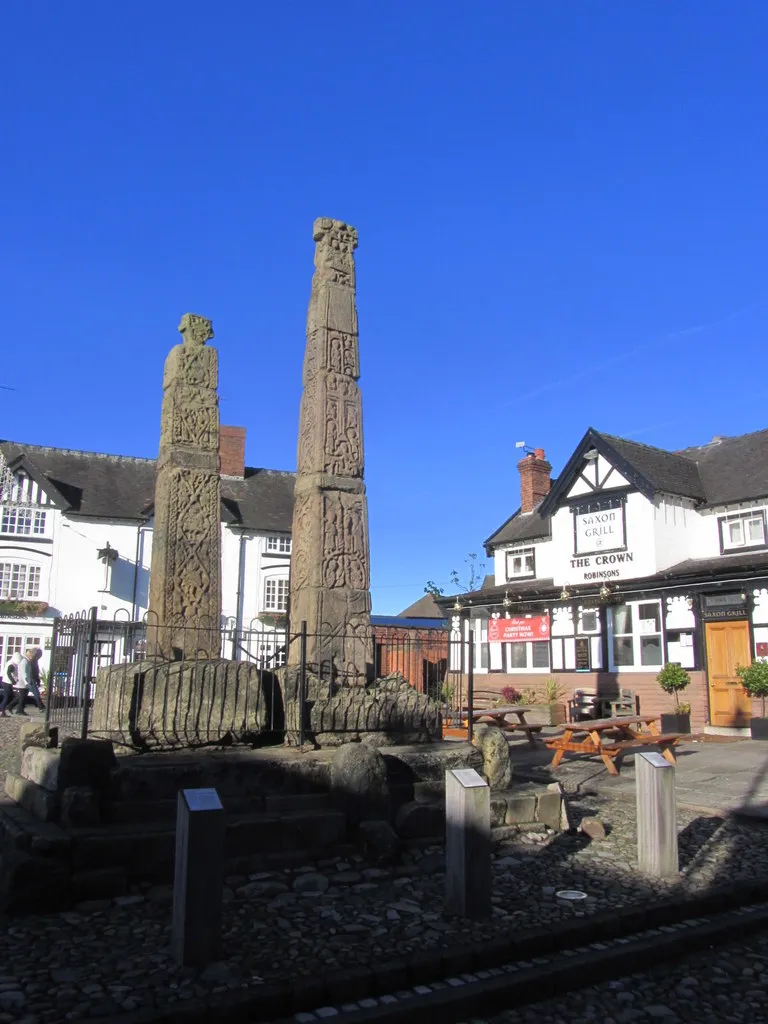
[[545, 716, 681, 776], [468, 695, 544, 747]]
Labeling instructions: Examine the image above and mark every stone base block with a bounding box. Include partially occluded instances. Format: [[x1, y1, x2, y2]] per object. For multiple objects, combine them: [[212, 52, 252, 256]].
[[90, 659, 275, 750], [491, 786, 565, 829], [4, 774, 58, 823]]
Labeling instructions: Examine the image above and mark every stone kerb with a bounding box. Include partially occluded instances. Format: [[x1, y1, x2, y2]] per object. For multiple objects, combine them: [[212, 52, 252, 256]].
[[90, 659, 274, 750]]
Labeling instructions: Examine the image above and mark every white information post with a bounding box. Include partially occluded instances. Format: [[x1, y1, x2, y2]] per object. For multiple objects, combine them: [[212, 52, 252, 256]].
[[172, 787, 226, 966], [444, 768, 491, 919], [636, 752, 679, 878]]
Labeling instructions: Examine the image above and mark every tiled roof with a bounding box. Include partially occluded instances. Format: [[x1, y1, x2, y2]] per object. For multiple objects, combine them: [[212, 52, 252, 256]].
[[0, 441, 295, 532], [597, 433, 706, 501], [397, 593, 446, 619], [484, 507, 551, 550], [676, 428, 768, 505]]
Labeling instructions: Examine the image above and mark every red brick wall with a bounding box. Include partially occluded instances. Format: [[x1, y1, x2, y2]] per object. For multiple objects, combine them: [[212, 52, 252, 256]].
[[220, 425, 246, 477], [475, 671, 711, 732]]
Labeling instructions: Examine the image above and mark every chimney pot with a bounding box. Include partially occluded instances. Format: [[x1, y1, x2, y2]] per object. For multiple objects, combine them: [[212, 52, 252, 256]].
[[220, 425, 246, 478]]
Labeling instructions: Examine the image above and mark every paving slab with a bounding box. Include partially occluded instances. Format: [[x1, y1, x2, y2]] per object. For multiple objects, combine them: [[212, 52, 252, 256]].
[[508, 731, 768, 814]]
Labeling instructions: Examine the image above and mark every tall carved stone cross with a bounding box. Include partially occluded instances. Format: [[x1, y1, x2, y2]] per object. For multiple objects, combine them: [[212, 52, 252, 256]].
[[147, 313, 222, 660], [288, 218, 372, 681]]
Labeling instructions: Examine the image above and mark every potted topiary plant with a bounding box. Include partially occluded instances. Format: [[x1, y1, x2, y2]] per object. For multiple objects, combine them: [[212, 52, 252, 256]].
[[656, 662, 692, 733], [736, 661, 768, 740]]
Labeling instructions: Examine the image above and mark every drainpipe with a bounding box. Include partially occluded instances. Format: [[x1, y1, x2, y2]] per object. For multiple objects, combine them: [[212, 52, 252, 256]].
[[232, 531, 246, 660], [130, 521, 142, 621]]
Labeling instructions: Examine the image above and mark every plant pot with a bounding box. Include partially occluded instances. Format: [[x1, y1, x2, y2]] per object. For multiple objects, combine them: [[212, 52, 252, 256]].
[[524, 702, 567, 726], [750, 717, 768, 741], [660, 713, 690, 734]]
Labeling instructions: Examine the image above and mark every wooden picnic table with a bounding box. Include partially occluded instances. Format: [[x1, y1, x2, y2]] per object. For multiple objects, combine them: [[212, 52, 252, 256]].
[[544, 715, 681, 776], [457, 703, 544, 747]]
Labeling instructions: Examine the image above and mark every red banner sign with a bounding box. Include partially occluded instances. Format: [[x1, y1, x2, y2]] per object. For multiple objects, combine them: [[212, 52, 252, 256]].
[[488, 615, 550, 644]]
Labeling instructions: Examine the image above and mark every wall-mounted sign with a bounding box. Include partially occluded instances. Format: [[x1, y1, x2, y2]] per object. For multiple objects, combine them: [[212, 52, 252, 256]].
[[704, 593, 746, 608], [701, 592, 748, 621], [573, 497, 626, 556], [569, 550, 635, 582], [488, 615, 550, 644]]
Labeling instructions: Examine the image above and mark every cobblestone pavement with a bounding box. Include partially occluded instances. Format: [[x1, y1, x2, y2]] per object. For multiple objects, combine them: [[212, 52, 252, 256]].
[[0, 789, 766, 1021], [459, 928, 768, 1023]]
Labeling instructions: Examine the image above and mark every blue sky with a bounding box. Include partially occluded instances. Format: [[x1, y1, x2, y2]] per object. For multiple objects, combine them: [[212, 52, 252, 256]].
[[3, 2, 767, 613]]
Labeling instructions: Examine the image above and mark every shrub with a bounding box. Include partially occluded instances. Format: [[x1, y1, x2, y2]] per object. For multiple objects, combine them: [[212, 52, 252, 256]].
[[543, 677, 567, 703], [656, 662, 691, 712], [737, 660, 768, 718], [501, 686, 523, 705]]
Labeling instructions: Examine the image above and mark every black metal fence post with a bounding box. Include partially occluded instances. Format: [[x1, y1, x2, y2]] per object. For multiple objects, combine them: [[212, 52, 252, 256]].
[[44, 616, 60, 736], [80, 606, 98, 741], [299, 620, 308, 748], [467, 629, 474, 745]]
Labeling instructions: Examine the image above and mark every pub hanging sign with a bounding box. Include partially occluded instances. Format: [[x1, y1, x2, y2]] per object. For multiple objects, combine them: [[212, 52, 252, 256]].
[[488, 615, 551, 644]]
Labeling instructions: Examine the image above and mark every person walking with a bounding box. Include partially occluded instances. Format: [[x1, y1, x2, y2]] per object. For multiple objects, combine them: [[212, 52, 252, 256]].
[[0, 653, 17, 716], [25, 648, 44, 712], [6, 651, 30, 716]]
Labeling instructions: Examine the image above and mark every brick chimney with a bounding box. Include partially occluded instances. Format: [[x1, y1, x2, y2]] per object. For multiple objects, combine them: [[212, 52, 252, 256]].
[[220, 425, 246, 478], [517, 447, 551, 513]]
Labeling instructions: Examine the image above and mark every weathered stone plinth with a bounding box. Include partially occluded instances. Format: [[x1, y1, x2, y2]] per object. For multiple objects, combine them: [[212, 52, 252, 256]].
[[91, 660, 274, 750], [284, 671, 442, 748]]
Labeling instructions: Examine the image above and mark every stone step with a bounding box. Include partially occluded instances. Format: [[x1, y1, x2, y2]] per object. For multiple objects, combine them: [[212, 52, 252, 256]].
[[104, 789, 331, 824], [263, 792, 331, 814], [69, 807, 348, 879]]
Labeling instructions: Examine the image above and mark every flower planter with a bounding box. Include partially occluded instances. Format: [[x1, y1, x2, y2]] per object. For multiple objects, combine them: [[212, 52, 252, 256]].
[[523, 702, 567, 727], [660, 713, 690, 734], [750, 717, 768, 741]]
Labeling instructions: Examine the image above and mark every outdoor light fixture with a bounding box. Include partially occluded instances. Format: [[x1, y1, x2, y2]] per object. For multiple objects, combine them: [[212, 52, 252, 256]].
[[599, 583, 614, 601], [502, 590, 512, 609], [453, 598, 463, 612], [583, 449, 599, 461], [560, 585, 571, 601]]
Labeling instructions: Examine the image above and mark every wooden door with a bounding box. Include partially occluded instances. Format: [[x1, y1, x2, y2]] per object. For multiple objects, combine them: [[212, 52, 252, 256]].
[[705, 621, 752, 727]]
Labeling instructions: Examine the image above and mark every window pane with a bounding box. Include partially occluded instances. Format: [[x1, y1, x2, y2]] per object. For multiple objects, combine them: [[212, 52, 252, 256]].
[[508, 644, 527, 668], [581, 610, 598, 632], [638, 602, 661, 633], [747, 518, 765, 544], [613, 635, 634, 666], [728, 521, 743, 545], [640, 635, 663, 666], [524, 554, 534, 573], [612, 604, 633, 636], [532, 642, 550, 668]]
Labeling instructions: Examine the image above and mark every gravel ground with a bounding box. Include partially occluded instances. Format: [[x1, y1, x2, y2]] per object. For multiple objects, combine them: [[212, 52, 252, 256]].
[[459, 929, 768, 1023], [0, 789, 766, 1021]]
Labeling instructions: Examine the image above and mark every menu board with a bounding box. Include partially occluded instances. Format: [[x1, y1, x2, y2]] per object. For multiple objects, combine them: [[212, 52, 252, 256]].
[[575, 637, 590, 671]]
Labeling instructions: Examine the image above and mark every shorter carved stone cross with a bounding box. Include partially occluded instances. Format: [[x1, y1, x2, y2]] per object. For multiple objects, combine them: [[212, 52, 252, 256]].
[[147, 313, 222, 660]]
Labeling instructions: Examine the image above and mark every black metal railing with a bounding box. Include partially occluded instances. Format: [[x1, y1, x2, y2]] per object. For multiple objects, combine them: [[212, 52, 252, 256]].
[[44, 611, 476, 747]]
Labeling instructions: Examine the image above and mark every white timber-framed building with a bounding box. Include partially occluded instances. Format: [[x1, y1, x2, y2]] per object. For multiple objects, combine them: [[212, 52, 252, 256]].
[[0, 427, 294, 676]]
